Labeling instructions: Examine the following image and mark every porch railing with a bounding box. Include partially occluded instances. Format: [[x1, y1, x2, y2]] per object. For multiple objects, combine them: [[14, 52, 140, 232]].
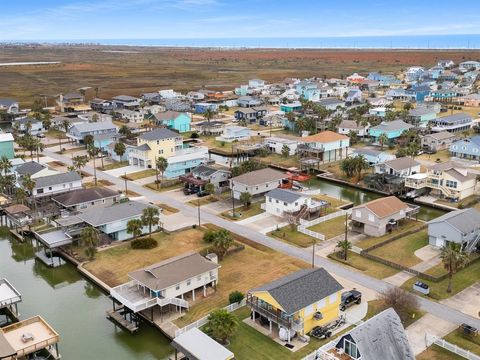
[[246, 295, 303, 332]]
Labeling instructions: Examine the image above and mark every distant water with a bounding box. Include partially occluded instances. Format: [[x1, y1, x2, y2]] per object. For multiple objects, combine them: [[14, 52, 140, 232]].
[[4, 34, 480, 49]]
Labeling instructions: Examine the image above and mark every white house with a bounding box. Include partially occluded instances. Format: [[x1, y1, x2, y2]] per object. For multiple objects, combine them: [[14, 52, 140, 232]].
[[22, 171, 83, 199], [216, 126, 251, 143], [114, 109, 145, 123], [374, 157, 420, 177], [264, 188, 324, 217], [0, 99, 19, 114], [300, 131, 350, 163], [230, 168, 286, 199], [338, 120, 369, 137], [264, 136, 299, 156]]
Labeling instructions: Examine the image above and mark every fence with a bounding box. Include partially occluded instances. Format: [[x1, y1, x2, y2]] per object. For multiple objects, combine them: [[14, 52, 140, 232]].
[[297, 210, 349, 241], [302, 340, 337, 360], [426, 333, 480, 360], [174, 299, 246, 338]]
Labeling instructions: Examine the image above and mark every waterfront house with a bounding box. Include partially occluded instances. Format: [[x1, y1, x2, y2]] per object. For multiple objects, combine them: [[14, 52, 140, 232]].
[[237, 96, 262, 108], [52, 187, 120, 212], [216, 125, 251, 143], [0, 99, 19, 114], [374, 157, 420, 177], [21, 171, 82, 201], [280, 102, 302, 113], [450, 136, 480, 161], [264, 136, 299, 156], [0, 133, 14, 159], [194, 103, 218, 114], [112, 95, 141, 109], [408, 107, 437, 126], [324, 308, 414, 360], [3, 204, 32, 228], [110, 252, 219, 317], [421, 131, 457, 152], [405, 160, 477, 201], [264, 188, 326, 217], [350, 196, 415, 237], [171, 328, 234, 360], [316, 98, 345, 111], [234, 107, 268, 123], [299, 131, 350, 163], [246, 268, 343, 341], [180, 164, 230, 193], [0, 278, 21, 319], [338, 120, 369, 137], [427, 208, 480, 252], [230, 168, 286, 200], [12, 117, 44, 135], [67, 121, 118, 144], [430, 113, 473, 133], [154, 111, 191, 133], [350, 148, 395, 166], [368, 120, 413, 141]]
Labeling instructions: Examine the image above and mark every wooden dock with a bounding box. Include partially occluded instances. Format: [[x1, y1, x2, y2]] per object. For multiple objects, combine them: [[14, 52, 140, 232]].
[[106, 308, 139, 333]]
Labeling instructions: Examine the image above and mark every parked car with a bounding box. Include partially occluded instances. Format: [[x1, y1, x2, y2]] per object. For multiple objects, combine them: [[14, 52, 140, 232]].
[[197, 190, 208, 197], [340, 290, 362, 311], [36, 133, 45, 138]]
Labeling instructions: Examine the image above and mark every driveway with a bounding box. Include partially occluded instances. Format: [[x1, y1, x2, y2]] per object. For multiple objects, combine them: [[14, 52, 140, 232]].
[[406, 314, 457, 355], [440, 283, 480, 319]]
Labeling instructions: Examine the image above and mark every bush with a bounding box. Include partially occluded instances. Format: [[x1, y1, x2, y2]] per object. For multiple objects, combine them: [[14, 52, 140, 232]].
[[130, 237, 158, 249], [203, 230, 216, 243], [190, 132, 199, 139], [229, 291, 244, 304]]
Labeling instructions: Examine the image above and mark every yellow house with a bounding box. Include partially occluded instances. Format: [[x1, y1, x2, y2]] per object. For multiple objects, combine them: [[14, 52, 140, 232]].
[[129, 128, 183, 168], [247, 268, 343, 341]]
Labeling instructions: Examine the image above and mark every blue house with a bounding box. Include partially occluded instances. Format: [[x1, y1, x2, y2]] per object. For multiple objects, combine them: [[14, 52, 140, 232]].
[[369, 120, 414, 140], [195, 102, 218, 114], [367, 73, 399, 86], [164, 147, 209, 178], [429, 89, 457, 101], [154, 111, 191, 133], [296, 82, 320, 101], [406, 84, 431, 102], [408, 108, 437, 126], [281, 102, 302, 113], [93, 133, 119, 152], [237, 96, 262, 108], [350, 148, 396, 166], [0, 132, 15, 159], [450, 136, 480, 161]]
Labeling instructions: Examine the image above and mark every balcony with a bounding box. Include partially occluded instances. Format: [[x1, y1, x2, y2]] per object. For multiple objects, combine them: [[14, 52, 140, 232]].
[[405, 173, 429, 189], [246, 295, 303, 332]]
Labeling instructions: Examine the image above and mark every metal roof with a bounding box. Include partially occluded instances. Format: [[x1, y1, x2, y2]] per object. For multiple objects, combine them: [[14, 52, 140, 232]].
[[52, 187, 119, 207], [70, 121, 117, 133], [34, 171, 81, 188], [138, 128, 180, 141], [171, 328, 234, 360], [266, 188, 304, 203], [15, 161, 46, 176], [231, 168, 285, 186], [428, 208, 480, 234], [77, 200, 154, 227]]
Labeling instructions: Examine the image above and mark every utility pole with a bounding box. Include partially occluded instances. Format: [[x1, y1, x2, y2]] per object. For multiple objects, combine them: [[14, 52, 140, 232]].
[[197, 199, 201, 227], [124, 172, 128, 196], [344, 212, 348, 242], [231, 185, 235, 218], [312, 239, 316, 268]]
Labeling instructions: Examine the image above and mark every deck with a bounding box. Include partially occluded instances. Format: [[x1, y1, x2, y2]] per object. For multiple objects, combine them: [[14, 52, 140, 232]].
[[106, 308, 139, 333], [35, 251, 66, 268]]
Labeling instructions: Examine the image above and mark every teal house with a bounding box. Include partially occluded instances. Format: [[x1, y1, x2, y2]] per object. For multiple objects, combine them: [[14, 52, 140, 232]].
[[369, 120, 413, 140], [0, 132, 15, 159], [154, 111, 191, 133], [281, 102, 302, 113]]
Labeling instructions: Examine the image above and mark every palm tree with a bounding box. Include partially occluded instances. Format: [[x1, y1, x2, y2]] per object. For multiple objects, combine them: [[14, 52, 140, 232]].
[[42, 113, 52, 131], [336, 239, 352, 261], [87, 145, 99, 186], [15, 188, 27, 205], [80, 226, 100, 260], [155, 157, 168, 189], [0, 156, 12, 176], [61, 119, 71, 147], [22, 174, 37, 215], [207, 309, 238, 345], [114, 142, 126, 159], [141, 207, 160, 239], [203, 108, 216, 134], [378, 133, 389, 150], [211, 229, 234, 260], [353, 155, 369, 181], [36, 140, 44, 162], [440, 243, 469, 293], [127, 219, 143, 240], [72, 155, 88, 175]]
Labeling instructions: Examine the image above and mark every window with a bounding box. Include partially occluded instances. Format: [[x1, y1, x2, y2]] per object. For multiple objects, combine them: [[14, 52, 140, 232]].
[[269, 198, 272, 202], [276, 200, 279, 204], [283, 202, 287, 206], [175, 284, 180, 290], [317, 298, 326, 308], [37, 188, 44, 194], [304, 304, 314, 316], [197, 275, 202, 281], [355, 210, 361, 218], [186, 280, 191, 286], [344, 339, 359, 359], [368, 214, 374, 222], [48, 187, 52, 191]]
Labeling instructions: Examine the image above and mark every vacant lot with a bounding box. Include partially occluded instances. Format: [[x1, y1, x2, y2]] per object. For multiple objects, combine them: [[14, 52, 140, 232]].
[[3, 45, 480, 105], [122, 169, 156, 180], [329, 251, 399, 279], [220, 202, 264, 221], [355, 220, 425, 249], [308, 216, 346, 240], [268, 225, 316, 248]]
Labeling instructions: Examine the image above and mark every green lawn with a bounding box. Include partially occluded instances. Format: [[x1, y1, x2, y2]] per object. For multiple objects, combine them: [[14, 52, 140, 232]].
[[122, 169, 157, 180], [256, 153, 300, 168], [187, 195, 219, 207], [402, 259, 480, 300], [227, 307, 352, 360], [355, 220, 425, 250], [100, 161, 129, 171], [328, 251, 399, 279], [144, 182, 183, 192], [308, 216, 346, 240], [312, 194, 349, 209], [269, 226, 317, 248], [220, 202, 264, 221], [368, 229, 428, 267], [417, 345, 466, 360], [417, 328, 480, 359]]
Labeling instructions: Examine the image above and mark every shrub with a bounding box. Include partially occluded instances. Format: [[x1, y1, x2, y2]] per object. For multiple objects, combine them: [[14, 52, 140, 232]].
[[229, 291, 244, 304], [203, 230, 216, 243], [190, 132, 199, 139], [130, 237, 158, 249]]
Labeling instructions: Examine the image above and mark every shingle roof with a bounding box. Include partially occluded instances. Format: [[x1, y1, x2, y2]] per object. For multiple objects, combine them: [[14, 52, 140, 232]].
[[355, 196, 409, 219], [341, 308, 415, 360], [317, 98, 344, 106], [339, 120, 364, 130], [302, 130, 349, 144], [139, 128, 180, 141], [154, 111, 186, 121], [266, 188, 304, 203], [129, 252, 219, 291], [112, 95, 139, 102], [383, 157, 419, 171], [52, 187, 118, 207], [252, 268, 343, 315], [136, 143, 151, 151], [15, 161, 46, 176], [231, 168, 285, 186], [71, 121, 117, 133], [428, 208, 480, 234], [34, 171, 81, 188], [77, 200, 154, 226], [409, 107, 435, 117], [423, 131, 455, 141], [434, 113, 472, 124], [370, 120, 413, 132]]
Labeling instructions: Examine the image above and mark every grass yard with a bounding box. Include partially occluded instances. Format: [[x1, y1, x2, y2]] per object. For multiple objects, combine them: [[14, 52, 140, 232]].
[[312, 194, 349, 209], [174, 232, 307, 327], [328, 251, 399, 279], [45, 129, 66, 139], [83, 179, 114, 188], [417, 345, 465, 360], [308, 216, 346, 240], [144, 182, 183, 192], [122, 169, 157, 180], [368, 229, 428, 268], [268, 226, 317, 248], [187, 195, 219, 207], [156, 203, 179, 215], [200, 136, 234, 152], [220, 202, 264, 221], [57, 146, 85, 154], [255, 153, 300, 168], [355, 220, 425, 250], [417, 149, 451, 163], [402, 258, 480, 300], [100, 161, 129, 171], [417, 328, 480, 359], [365, 299, 424, 328], [83, 229, 207, 286]]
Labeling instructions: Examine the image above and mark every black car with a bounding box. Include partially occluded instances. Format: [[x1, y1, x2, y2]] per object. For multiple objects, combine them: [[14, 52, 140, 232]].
[[183, 187, 193, 195], [340, 290, 362, 311], [197, 190, 208, 198]]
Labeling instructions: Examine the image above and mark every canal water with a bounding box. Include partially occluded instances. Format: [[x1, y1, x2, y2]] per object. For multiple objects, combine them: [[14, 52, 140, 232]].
[[0, 237, 173, 360]]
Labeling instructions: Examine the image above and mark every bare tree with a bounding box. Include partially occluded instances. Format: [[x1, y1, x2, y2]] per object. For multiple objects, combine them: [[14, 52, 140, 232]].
[[379, 287, 419, 324]]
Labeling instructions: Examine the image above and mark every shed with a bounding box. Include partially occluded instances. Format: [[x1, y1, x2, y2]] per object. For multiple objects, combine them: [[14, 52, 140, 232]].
[[171, 328, 234, 360]]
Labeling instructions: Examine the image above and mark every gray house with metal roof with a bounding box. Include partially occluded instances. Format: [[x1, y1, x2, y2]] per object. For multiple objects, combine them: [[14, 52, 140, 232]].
[[67, 121, 118, 143]]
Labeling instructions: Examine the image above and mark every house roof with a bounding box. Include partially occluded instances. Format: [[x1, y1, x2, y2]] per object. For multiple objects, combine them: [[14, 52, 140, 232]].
[[383, 157, 420, 171], [352, 148, 383, 157], [34, 171, 81, 188], [317, 98, 344, 106], [370, 120, 413, 132], [342, 308, 415, 360], [70, 121, 116, 133], [0, 133, 14, 142], [77, 200, 153, 227], [302, 130, 349, 144], [112, 95, 139, 102], [231, 168, 285, 186], [0, 98, 17, 107], [428, 208, 480, 234], [355, 196, 409, 219], [171, 328, 234, 360], [154, 111, 186, 121], [139, 128, 180, 141], [136, 143, 151, 151], [192, 164, 228, 177], [0, 333, 16, 359], [434, 113, 471, 124], [423, 131, 455, 141], [129, 252, 219, 291], [266, 188, 305, 203], [4, 204, 30, 215], [409, 107, 435, 117], [63, 92, 82, 100], [251, 268, 343, 315], [52, 187, 118, 207], [15, 161, 46, 176], [339, 120, 364, 130]]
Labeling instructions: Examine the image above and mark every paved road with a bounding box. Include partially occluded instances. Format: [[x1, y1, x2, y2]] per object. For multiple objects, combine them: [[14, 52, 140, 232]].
[[44, 149, 480, 329]]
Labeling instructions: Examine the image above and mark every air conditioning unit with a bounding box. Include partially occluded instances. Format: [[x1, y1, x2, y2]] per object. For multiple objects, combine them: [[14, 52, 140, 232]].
[[314, 312, 323, 321]]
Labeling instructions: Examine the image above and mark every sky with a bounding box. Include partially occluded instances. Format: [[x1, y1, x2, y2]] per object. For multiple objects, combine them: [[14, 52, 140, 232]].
[[2, 0, 480, 40]]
